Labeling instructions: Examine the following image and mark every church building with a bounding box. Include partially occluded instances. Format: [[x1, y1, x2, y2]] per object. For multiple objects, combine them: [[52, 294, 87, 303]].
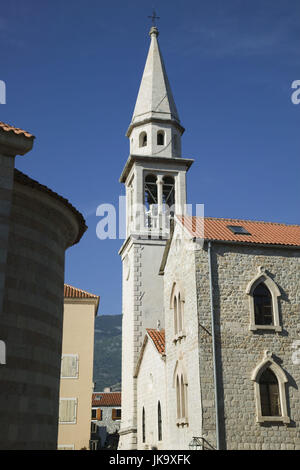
[[118, 26, 300, 451]]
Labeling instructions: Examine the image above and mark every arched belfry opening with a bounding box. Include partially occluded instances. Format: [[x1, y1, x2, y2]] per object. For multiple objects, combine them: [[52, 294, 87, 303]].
[[144, 174, 158, 211], [157, 131, 164, 146], [162, 176, 175, 215], [139, 131, 147, 148]]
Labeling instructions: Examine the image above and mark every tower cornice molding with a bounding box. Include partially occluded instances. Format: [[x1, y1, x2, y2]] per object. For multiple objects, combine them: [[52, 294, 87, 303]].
[[119, 154, 194, 183], [126, 116, 185, 138]]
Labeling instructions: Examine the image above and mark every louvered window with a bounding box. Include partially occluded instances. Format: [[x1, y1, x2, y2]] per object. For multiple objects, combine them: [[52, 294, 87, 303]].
[[112, 408, 121, 420], [59, 398, 77, 424], [61, 354, 79, 378]]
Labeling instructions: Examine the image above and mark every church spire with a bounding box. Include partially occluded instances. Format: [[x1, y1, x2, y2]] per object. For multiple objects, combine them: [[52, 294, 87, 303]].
[[127, 26, 183, 138]]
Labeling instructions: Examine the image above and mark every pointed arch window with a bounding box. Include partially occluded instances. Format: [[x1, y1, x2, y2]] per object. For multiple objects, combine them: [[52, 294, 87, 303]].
[[142, 407, 146, 443], [251, 351, 290, 424], [157, 131, 165, 146], [246, 267, 282, 332], [253, 283, 273, 326], [259, 369, 280, 417], [158, 401, 162, 441], [173, 361, 188, 426], [170, 282, 185, 341], [139, 131, 147, 148]]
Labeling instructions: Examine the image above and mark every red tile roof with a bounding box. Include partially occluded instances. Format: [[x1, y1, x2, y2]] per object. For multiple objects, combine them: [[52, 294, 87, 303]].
[[0, 121, 34, 139], [178, 215, 300, 247], [64, 284, 99, 300], [146, 328, 165, 355], [92, 392, 121, 407]]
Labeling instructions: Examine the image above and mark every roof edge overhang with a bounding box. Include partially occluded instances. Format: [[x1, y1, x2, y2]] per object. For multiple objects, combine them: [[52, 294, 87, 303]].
[[119, 154, 194, 183], [202, 238, 300, 250], [126, 117, 185, 138], [64, 297, 100, 316]]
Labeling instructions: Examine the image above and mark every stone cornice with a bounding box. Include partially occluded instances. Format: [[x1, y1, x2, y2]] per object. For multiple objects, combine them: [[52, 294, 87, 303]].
[[126, 117, 185, 138], [119, 154, 194, 183]]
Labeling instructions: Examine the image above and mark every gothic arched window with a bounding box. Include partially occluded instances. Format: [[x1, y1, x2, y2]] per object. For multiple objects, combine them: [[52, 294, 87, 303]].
[[259, 368, 280, 417], [180, 375, 185, 419], [173, 361, 188, 426], [170, 282, 185, 341], [251, 350, 290, 424], [158, 401, 162, 441], [176, 375, 180, 419], [253, 283, 273, 326], [246, 267, 282, 332], [157, 131, 164, 146], [139, 131, 147, 148], [174, 295, 178, 335], [142, 407, 146, 443]]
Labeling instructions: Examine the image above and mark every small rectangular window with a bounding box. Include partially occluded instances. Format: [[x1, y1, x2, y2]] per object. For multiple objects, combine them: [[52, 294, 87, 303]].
[[59, 398, 77, 424], [61, 354, 79, 378], [112, 408, 121, 420]]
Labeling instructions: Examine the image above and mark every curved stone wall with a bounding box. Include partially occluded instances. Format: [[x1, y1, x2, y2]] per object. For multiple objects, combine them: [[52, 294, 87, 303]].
[[0, 177, 85, 449]]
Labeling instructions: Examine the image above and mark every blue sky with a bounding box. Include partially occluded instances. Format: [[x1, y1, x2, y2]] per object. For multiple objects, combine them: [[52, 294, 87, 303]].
[[1, 0, 300, 315]]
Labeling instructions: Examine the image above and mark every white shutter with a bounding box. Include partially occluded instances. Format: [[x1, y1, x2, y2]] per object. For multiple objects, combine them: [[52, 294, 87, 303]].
[[61, 355, 79, 378], [59, 398, 77, 423]]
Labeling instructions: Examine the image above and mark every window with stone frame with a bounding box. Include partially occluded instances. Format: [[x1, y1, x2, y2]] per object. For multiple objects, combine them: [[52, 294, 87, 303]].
[[174, 360, 188, 427], [175, 372, 188, 425], [251, 350, 290, 424], [246, 267, 282, 332], [170, 282, 185, 341], [253, 283, 273, 326]]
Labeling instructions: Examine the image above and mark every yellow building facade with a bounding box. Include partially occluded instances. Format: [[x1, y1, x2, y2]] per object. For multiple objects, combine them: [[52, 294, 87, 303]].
[[57, 284, 99, 450]]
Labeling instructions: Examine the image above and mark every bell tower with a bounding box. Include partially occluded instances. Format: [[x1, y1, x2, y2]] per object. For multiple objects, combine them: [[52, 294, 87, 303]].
[[118, 26, 193, 450]]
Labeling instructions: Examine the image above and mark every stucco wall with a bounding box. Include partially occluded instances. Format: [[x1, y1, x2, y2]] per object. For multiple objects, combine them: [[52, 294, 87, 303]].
[[136, 337, 167, 450], [58, 301, 95, 450]]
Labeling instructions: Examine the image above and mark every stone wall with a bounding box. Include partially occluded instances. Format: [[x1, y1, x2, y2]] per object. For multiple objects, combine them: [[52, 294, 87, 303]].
[[0, 154, 15, 316], [0, 181, 82, 449], [195, 242, 300, 450]]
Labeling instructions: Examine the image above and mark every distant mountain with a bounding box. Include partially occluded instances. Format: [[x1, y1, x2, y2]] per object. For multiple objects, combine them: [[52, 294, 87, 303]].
[[93, 314, 122, 392]]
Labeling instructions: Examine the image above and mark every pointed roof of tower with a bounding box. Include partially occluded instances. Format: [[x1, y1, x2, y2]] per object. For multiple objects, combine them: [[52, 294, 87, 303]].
[[127, 26, 183, 136]]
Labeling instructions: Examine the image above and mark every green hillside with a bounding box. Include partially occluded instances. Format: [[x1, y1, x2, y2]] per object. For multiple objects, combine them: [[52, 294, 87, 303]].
[[93, 314, 122, 392]]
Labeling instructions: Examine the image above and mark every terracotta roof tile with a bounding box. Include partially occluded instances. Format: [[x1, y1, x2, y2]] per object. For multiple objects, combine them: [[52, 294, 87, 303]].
[[92, 392, 121, 407], [0, 121, 34, 139], [178, 216, 300, 247], [64, 284, 99, 300], [146, 328, 165, 355]]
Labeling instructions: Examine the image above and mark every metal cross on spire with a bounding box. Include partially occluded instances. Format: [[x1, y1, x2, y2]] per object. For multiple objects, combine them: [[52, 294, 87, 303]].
[[148, 9, 160, 26]]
